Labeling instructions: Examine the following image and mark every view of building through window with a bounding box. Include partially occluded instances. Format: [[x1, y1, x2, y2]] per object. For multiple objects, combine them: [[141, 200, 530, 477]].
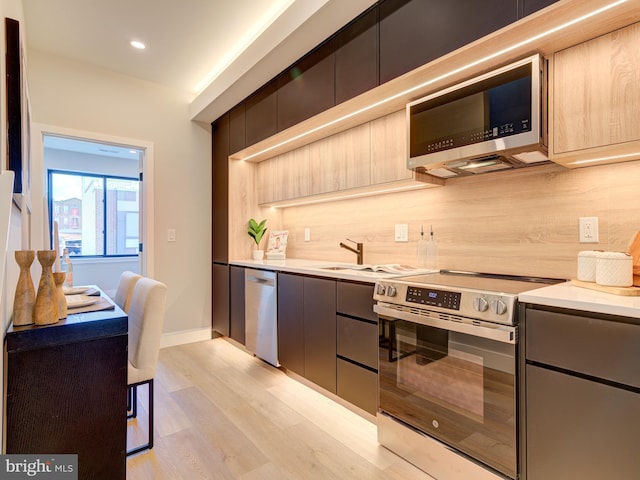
[[49, 171, 139, 257]]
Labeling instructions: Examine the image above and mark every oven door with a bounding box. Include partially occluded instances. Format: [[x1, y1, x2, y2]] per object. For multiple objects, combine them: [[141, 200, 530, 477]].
[[378, 307, 517, 479]]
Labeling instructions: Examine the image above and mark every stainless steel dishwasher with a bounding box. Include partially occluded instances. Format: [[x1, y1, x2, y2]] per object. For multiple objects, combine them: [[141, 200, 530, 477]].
[[244, 269, 279, 367]]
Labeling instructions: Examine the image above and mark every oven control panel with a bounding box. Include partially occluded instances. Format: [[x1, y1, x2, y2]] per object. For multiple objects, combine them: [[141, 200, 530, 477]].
[[374, 280, 518, 325], [406, 286, 461, 311]]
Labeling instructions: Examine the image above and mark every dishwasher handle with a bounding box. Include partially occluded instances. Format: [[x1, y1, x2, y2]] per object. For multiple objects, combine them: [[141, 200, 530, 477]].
[[246, 273, 276, 287]]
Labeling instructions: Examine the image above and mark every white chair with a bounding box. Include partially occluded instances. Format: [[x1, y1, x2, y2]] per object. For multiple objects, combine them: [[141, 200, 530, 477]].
[[126, 277, 167, 456], [114, 270, 142, 313]]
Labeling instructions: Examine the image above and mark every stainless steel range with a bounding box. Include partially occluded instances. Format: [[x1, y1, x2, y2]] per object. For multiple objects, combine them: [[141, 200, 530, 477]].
[[374, 270, 561, 480]]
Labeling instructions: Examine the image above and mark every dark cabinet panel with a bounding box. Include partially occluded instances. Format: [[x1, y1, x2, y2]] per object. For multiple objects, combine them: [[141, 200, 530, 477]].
[[333, 7, 379, 105], [212, 114, 229, 263], [245, 80, 278, 146], [337, 315, 378, 370], [526, 365, 640, 480], [523, 305, 640, 480], [229, 265, 246, 344], [277, 42, 336, 132], [212, 263, 230, 336], [379, 0, 518, 84], [5, 310, 128, 479], [335, 281, 378, 413], [277, 273, 305, 375], [336, 281, 376, 321], [303, 276, 337, 393], [522, 0, 558, 16], [526, 308, 640, 388], [337, 359, 378, 415], [229, 102, 246, 154]]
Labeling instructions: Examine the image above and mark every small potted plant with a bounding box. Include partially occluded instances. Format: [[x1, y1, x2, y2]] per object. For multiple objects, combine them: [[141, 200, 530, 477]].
[[248, 218, 267, 260]]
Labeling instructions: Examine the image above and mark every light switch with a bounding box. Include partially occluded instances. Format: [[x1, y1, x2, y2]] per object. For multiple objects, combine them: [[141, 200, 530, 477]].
[[395, 224, 409, 242], [304, 227, 311, 242], [167, 228, 176, 242]]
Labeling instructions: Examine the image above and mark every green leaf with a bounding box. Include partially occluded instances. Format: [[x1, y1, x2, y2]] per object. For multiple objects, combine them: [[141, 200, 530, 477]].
[[247, 218, 267, 247]]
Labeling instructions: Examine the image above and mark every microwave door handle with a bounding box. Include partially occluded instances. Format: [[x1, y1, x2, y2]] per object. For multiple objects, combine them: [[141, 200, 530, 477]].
[[374, 304, 517, 344]]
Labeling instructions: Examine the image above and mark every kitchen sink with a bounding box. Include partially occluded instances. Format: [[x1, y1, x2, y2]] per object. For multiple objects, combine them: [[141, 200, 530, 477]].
[[318, 266, 374, 271], [312, 263, 399, 279], [316, 263, 364, 271]]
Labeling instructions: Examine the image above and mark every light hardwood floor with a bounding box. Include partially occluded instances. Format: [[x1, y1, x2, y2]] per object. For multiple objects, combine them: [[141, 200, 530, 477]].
[[126, 338, 435, 480]]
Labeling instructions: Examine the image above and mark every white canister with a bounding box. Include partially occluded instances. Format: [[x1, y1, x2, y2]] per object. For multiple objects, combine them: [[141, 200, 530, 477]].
[[595, 251, 633, 287], [577, 250, 599, 282]]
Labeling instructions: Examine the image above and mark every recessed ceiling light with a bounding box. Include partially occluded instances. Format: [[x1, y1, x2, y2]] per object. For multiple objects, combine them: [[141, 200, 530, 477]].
[[130, 40, 146, 50]]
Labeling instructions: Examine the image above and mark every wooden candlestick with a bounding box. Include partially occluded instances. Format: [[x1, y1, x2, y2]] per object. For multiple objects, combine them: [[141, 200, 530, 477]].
[[12, 250, 36, 326], [53, 272, 67, 320], [34, 250, 59, 325]]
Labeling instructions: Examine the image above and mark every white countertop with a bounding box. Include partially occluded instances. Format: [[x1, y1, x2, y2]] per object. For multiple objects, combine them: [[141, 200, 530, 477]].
[[232, 259, 640, 318], [229, 258, 434, 283], [520, 281, 640, 319]]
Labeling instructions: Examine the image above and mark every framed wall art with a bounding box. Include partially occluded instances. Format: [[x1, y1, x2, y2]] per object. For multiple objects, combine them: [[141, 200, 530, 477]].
[[5, 16, 30, 210]]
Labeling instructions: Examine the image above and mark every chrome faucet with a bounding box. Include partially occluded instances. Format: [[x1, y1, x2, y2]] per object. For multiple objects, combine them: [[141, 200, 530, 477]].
[[339, 238, 364, 265]]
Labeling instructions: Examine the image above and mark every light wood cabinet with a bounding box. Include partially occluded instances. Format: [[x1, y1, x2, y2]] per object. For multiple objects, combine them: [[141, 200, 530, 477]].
[[278, 147, 311, 200], [550, 22, 640, 167], [256, 157, 278, 205], [370, 110, 413, 184], [307, 124, 371, 195], [257, 146, 311, 205], [256, 110, 441, 206]]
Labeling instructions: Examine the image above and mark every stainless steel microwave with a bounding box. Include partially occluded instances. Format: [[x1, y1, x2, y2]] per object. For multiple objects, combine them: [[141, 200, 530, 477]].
[[407, 54, 548, 178]]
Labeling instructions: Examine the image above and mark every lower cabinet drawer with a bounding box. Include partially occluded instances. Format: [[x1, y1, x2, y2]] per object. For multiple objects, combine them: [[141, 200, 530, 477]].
[[337, 315, 378, 370], [526, 364, 640, 479], [337, 358, 378, 415], [526, 308, 640, 388]]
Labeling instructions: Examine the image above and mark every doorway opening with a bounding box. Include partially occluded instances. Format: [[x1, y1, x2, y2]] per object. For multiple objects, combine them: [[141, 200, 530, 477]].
[[42, 132, 151, 291]]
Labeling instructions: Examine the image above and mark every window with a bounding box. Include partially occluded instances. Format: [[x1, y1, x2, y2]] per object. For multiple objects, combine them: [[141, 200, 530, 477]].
[[48, 170, 139, 257]]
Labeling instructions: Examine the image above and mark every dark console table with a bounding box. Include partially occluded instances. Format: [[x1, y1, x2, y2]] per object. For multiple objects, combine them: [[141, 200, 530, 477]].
[[4, 290, 128, 480]]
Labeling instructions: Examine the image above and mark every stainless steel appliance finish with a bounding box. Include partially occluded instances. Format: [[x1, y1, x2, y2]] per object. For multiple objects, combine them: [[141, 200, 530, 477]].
[[407, 54, 548, 178], [375, 270, 560, 480], [245, 268, 279, 367]]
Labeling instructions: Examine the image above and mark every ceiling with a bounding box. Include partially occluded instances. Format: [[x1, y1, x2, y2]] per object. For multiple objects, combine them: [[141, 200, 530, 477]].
[[22, 0, 376, 123]]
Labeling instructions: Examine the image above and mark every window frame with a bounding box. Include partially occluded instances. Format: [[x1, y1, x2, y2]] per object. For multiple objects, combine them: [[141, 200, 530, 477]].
[[47, 169, 140, 258]]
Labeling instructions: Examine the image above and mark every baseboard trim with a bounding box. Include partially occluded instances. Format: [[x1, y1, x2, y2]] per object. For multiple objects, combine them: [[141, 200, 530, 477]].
[[160, 327, 212, 349]]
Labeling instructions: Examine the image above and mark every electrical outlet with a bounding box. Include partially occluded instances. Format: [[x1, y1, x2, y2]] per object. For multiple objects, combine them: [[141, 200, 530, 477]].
[[579, 217, 599, 243], [167, 228, 176, 242], [395, 224, 409, 242], [304, 227, 311, 242]]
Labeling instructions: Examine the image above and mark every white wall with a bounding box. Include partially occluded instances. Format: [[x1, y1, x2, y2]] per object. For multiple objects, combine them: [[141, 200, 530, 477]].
[[45, 147, 139, 177], [26, 49, 212, 338]]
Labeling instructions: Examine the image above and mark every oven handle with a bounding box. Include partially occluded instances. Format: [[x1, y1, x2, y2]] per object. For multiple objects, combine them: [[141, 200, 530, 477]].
[[374, 304, 517, 344]]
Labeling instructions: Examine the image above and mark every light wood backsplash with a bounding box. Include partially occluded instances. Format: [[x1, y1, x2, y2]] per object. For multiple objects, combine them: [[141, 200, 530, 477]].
[[229, 135, 640, 281], [276, 160, 640, 280]]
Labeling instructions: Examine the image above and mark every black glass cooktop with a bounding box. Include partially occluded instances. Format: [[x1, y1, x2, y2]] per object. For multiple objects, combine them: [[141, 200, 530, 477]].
[[397, 270, 564, 295]]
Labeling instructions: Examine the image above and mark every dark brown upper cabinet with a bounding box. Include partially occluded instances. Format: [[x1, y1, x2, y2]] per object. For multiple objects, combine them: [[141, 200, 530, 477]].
[[212, 114, 229, 264], [245, 80, 278, 146], [223, 0, 561, 151], [379, 0, 518, 84], [277, 41, 336, 132], [229, 102, 246, 155], [522, 0, 559, 16], [333, 6, 379, 105]]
